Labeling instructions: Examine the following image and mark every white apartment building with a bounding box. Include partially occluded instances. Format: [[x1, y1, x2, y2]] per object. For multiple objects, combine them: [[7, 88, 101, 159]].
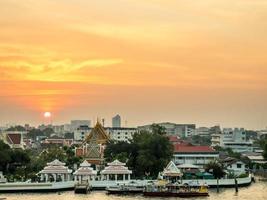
[[74, 126, 92, 141], [138, 123, 196, 138], [211, 128, 253, 152], [106, 127, 137, 142], [70, 120, 91, 131]]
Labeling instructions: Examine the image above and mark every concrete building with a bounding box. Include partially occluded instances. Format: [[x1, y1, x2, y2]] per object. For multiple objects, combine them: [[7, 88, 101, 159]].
[[74, 126, 92, 141], [70, 120, 91, 131], [138, 122, 196, 138], [196, 127, 210, 137], [112, 115, 121, 128], [173, 144, 219, 168], [106, 127, 137, 142], [211, 128, 253, 152]]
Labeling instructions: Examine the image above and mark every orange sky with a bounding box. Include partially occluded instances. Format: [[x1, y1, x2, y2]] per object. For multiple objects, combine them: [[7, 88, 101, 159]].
[[0, 0, 267, 129]]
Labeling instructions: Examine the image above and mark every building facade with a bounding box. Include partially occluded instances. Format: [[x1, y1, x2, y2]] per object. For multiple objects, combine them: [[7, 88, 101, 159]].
[[173, 144, 219, 168], [70, 120, 91, 131], [138, 122, 196, 138], [112, 115, 121, 128], [211, 128, 253, 152], [106, 127, 136, 142]]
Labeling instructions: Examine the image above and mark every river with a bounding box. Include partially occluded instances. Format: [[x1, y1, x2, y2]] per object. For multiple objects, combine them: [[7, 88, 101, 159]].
[[0, 181, 266, 200]]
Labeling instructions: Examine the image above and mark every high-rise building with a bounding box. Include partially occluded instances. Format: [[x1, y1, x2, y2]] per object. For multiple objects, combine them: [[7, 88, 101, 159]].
[[112, 114, 121, 128]]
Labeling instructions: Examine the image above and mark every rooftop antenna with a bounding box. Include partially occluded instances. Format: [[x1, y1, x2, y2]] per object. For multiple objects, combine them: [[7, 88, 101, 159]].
[[102, 118, 105, 127], [125, 120, 128, 127]]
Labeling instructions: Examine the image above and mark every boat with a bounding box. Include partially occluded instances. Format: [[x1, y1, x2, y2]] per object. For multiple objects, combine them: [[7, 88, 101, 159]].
[[143, 181, 209, 197], [106, 181, 144, 195]]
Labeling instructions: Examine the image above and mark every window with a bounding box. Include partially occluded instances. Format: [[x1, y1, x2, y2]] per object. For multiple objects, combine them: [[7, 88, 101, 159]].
[[117, 132, 120, 135], [125, 132, 128, 135], [118, 136, 120, 139], [237, 163, 242, 168]]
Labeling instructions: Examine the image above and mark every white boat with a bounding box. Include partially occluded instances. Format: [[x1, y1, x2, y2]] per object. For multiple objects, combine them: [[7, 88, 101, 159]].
[[106, 181, 144, 194]]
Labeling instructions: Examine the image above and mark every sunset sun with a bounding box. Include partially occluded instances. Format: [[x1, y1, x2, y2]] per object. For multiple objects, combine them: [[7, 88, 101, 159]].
[[44, 112, 51, 118]]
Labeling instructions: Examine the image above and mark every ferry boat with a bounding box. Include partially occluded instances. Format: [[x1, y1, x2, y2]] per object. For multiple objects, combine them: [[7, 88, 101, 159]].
[[106, 181, 144, 195], [143, 181, 209, 197]]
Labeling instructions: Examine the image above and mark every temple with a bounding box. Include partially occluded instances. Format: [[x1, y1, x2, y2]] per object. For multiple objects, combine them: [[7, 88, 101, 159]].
[[75, 121, 109, 166], [162, 161, 182, 182], [73, 160, 97, 182], [38, 159, 72, 182], [100, 159, 132, 181]]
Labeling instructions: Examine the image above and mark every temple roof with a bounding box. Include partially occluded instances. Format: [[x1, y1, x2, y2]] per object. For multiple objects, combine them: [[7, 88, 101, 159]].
[[47, 159, 65, 166], [162, 161, 182, 177], [85, 121, 109, 144], [80, 160, 91, 167], [39, 159, 72, 174], [101, 159, 132, 175], [74, 160, 97, 176], [107, 159, 125, 166]]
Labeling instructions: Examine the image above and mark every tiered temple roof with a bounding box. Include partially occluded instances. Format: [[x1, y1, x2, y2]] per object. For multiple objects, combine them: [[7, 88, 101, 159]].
[[162, 161, 182, 177], [85, 121, 109, 144], [100, 159, 132, 175], [39, 159, 72, 174], [73, 160, 97, 176], [76, 121, 110, 165]]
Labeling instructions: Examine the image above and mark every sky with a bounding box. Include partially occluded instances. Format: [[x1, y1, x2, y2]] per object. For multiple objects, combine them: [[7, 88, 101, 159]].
[[0, 0, 267, 129]]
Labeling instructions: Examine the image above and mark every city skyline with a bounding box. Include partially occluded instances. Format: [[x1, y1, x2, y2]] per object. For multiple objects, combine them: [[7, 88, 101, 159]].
[[1, 1, 267, 129]]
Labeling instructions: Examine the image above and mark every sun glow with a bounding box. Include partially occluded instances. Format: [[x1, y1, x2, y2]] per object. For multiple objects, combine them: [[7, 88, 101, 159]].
[[44, 111, 51, 118]]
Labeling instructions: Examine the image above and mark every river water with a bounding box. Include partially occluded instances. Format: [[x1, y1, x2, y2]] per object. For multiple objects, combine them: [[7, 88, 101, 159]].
[[0, 181, 266, 200]]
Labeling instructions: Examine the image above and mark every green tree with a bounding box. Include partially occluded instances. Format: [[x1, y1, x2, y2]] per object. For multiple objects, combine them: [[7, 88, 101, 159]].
[[104, 130, 173, 179], [205, 161, 225, 179], [151, 124, 166, 135]]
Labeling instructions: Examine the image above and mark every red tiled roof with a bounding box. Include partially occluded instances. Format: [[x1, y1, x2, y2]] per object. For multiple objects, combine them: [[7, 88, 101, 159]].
[[168, 136, 192, 146], [7, 134, 21, 145], [174, 144, 215, 153], [168, 136, 180, 142]]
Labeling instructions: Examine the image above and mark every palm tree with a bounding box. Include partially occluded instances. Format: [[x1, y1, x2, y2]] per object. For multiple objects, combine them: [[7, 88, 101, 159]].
[[205, 161, 225, 179]]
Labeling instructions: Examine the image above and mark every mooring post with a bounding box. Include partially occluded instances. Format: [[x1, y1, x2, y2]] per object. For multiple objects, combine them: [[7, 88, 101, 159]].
[[217, 178, 219, 193], [235, 178, 238, 193]]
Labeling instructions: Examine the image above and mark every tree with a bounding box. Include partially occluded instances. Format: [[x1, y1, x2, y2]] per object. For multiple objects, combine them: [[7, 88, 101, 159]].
[[27, 128, 45, 140], [64, 132, 74, 139], [6, 126, 26, 131], [151, 124, 166, 135], [191, 135, 211, 146], [104, 130, 173, 179], [205, 161, 225, 179]]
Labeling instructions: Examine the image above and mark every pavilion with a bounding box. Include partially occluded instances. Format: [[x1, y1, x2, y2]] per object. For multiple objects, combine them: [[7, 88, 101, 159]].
[[73, 160, 97, 182], [38, 159, 72, 182], [162, 161, 182, 182], [100, 159, 132, 181]]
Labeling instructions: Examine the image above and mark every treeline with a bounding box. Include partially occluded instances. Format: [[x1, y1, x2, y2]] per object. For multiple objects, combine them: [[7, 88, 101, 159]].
[[0, 140, 82, 181]]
